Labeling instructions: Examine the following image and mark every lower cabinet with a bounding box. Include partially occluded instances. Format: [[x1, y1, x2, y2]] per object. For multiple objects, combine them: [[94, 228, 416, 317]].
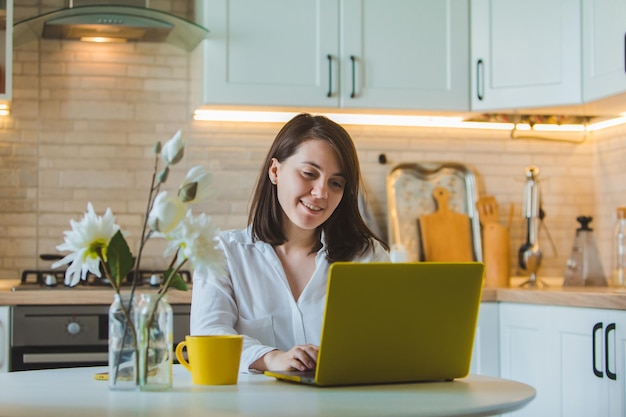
[[550, 306, 625, 417], [0, 306, 9, 373], [470, 302, 500, 377], [499, 303, 625, 417], [499, 303, 554, 416]]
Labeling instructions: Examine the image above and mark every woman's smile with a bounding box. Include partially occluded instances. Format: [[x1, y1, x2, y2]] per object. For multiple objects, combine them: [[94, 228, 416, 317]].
[[269, 139, 345, 234]]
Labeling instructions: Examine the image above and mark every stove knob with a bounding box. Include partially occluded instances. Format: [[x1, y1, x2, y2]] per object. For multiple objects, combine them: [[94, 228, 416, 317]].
[[67, 321, 81, 336], [44, 274, 58, 287], [149, 274, 161, 287]]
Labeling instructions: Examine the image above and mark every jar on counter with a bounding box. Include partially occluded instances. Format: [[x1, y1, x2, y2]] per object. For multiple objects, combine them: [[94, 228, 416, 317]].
[[611, 207, 626, 287]]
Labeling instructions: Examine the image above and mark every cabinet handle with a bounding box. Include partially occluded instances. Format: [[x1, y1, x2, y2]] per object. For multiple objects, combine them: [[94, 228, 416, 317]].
[[606, 323, 617, 381], [350, 55, 356, 98], [592, 322, 603, 378], [327, 54, 333, 98], [476, 59, 484, 101], [624, 33, 626, 74]]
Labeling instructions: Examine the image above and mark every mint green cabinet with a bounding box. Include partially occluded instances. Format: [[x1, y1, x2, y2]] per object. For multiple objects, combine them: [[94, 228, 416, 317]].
[[194, 0, 469, 111], [582, 0, 626, 102]]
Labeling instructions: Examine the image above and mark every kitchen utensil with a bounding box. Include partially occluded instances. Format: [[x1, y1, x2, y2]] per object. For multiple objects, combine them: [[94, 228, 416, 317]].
[[518, 166, 545, 287], [563, 216, 607, 287], [418, 187, 474, 262], [386, 162, 482, 262], [477, 196, 510, 287]]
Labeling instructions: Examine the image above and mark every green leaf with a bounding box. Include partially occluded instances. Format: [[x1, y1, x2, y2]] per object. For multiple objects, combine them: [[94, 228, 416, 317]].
[[165, 269, 188, 292], [106, 230, 134, 287], [153, 141, 162, 154]]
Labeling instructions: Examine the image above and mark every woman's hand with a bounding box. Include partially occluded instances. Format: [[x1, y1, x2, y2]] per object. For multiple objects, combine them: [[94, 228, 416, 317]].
[[251, 344, 319, 372]]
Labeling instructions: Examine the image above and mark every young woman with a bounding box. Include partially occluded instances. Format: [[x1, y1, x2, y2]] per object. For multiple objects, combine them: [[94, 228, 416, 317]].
[[190, 113, 389, 372]]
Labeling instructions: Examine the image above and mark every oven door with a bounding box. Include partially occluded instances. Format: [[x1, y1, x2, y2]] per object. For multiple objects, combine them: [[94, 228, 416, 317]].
[[10, 304, 190, 371]]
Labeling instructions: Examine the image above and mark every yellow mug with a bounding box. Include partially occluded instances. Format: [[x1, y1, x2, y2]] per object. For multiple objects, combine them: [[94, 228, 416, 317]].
[[175, 335, 243, 385]]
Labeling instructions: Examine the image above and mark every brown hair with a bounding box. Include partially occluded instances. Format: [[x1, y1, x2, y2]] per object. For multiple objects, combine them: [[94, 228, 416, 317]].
[[248, 113, 387, 262]]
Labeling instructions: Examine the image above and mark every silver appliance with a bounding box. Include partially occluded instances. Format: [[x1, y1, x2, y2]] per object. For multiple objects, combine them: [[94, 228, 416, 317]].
[[9, 269, 191, 371], [13, 0, 209, 51], [518, 166, 545, 287]]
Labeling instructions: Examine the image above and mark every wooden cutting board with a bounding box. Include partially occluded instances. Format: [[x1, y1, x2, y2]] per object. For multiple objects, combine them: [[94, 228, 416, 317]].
[[476, 196, 511, 287], [418, 187, 474, 262]]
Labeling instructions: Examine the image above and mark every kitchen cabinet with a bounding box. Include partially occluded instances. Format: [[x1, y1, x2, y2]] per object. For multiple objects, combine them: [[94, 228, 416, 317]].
[[0, 0, 12, 105], [582, 0, 626, 102], [499, 303, 556, 416], [470, 302, 500, 377], [550, 306, 625, 417], [470, 0, 581, 111], [0, 306, 9, 373], [500, 303, 626, 417], [194, 0, 469, 111]]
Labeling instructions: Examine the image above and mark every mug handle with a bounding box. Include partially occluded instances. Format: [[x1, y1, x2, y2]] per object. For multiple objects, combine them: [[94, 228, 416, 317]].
[[175, 341, 192, 371]]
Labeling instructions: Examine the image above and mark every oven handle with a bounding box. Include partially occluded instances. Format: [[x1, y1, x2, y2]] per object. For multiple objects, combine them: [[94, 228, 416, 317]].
[[23, 352, 108, 364]]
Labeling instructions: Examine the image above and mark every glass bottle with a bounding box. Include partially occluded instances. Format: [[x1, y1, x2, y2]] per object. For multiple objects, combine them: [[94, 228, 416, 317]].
[[137, 293, 173, 391], [611, 207, 626, 288], [563, 216, 606, 287], [108, 294, 139, 391]]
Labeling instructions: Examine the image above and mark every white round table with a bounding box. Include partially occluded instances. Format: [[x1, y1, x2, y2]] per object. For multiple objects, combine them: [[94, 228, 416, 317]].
[[0, 365, 535, 417]]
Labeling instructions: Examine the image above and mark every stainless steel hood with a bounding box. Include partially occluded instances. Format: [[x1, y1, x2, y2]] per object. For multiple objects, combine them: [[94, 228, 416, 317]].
[[13, 1, 209, 51]]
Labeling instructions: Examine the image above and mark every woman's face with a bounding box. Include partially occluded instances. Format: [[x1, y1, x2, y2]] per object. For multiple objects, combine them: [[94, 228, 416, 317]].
[[269, 139, 346, 235]]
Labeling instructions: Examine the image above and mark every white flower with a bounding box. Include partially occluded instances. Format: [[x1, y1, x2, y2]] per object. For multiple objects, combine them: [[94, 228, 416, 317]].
[[178, 165, 216, 203], [164, 210, 225, 277], [148, 191, 187, 234], [52, 203, 120, 286], [161, 129, 184, 166]]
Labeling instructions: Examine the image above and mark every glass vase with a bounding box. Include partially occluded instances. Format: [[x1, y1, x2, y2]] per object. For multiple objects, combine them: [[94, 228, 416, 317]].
[[108, 294, 139, 391], [137, 293, 174, 391]]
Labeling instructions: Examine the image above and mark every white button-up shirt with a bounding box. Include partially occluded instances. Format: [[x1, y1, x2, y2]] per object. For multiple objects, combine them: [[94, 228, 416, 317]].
[[190, 227, 390, 372]]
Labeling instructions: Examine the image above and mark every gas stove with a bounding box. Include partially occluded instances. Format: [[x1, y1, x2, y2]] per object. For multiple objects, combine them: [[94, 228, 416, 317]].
[[9, 268, 193, 371], [14, 269, 192, 290]]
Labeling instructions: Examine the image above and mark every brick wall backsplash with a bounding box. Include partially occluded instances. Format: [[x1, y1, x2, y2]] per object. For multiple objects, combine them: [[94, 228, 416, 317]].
[[1, 0, 624, 284]]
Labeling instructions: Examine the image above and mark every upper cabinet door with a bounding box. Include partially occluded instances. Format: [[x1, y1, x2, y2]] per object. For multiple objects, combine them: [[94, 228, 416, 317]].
[[196, 0, 340, 108], [341, 0, 469, 111], [582, 0, 626, 102], [194, 0, 469, 111], [471, 0, 581, 111]]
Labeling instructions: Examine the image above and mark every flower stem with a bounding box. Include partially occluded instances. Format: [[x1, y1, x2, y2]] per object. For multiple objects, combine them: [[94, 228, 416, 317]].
[[141, 259, 187, 384], [130, 151, 163, 299], [100, 253, 139, 386]]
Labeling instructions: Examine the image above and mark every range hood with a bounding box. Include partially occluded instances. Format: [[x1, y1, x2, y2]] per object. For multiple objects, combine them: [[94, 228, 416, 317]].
[[13, 0, 209, 51]]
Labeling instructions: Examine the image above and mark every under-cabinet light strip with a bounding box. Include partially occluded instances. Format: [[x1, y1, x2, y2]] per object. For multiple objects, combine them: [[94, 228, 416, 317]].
[[193, 109, 626, 132]]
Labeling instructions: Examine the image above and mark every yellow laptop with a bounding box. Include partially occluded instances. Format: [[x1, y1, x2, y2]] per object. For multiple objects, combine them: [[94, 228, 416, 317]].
[[264, 261, 484, 386]]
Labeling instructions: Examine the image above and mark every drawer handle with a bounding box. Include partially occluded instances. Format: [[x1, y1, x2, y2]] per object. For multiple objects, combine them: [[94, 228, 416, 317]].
[[592, 322, 603, 378], [327, 54, 333, 98], [476, 59, 485, 101], [350, 55, 356, 98], [606, 323, 616, 381]]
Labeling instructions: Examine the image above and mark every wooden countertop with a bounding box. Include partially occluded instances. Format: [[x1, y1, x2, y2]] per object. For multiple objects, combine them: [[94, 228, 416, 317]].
[[1, 278, 625, 310], [0, 279, 192, 305]]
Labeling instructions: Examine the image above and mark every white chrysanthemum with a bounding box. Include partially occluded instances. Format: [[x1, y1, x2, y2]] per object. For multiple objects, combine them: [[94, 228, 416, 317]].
[[161, 129, 184, 166], [148, 191, 187, 234], [163, 210, 225, 277], [179, 165, 216, 204], [52, 203, 120, 287]]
